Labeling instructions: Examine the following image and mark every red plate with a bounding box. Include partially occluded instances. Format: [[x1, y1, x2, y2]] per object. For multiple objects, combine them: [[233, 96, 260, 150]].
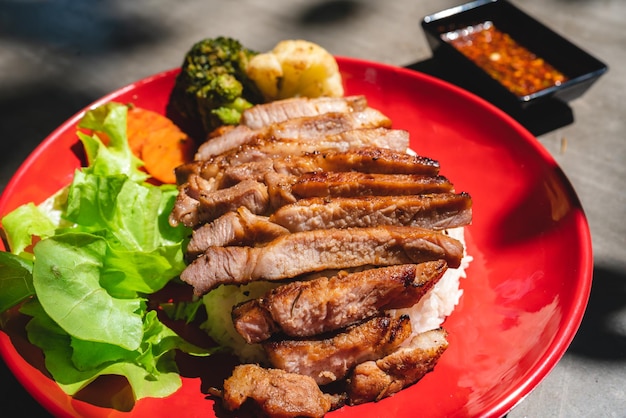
[[0, 57, 592, 417]]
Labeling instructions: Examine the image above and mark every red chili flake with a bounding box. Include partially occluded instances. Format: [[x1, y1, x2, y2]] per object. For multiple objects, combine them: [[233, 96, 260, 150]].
[[442, 21, 568, 97]]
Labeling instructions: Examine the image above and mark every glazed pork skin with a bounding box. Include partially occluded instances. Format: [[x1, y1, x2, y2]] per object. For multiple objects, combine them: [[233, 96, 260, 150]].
[[346, 328, 449, 405], [179, 226, 464, 295], [232, 261, 448, 343]]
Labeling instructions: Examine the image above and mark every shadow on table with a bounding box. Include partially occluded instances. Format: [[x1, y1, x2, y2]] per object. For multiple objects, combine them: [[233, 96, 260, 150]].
[[405, 58, 575, 137], [297, 0, 363, 24], [568, 264, 626, 360], [0, 0, 173, 193]]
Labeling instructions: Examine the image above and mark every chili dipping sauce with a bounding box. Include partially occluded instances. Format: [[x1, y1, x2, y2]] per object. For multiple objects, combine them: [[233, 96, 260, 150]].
[[441, 21, 569, 97]]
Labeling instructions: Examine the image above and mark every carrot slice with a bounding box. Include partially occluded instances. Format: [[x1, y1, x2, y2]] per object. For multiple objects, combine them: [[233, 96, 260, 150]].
[[125, 107, 195, 184]]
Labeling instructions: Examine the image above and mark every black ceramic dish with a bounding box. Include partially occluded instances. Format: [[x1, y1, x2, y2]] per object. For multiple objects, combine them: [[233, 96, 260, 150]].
[[420, 0, 608, 115]]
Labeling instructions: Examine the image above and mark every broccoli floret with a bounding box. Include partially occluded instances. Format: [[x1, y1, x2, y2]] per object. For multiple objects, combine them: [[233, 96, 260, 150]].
[[168, 37, 264, 137]]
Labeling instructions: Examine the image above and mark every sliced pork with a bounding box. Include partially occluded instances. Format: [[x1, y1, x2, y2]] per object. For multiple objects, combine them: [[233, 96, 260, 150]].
[[175, 127, 412, 184], [308, 146, 440, 175], [232, 261, 448, 343], [220, 363, 333, 417], [346, 328, 449, 405], [174, 172, 455, 228], [187, 179, 269, 225], [271, 193, 472, 232], [172, 94, 473, 413], [215, 147, 441, 187], [179, 226, 464, 295], [195, 108, 392, 159], [169, 174, 218, 228], [186, 207, 289, 257], [291, 172, 454, 198], [263, 315, 412, 385], [240, 95, 368, 129]]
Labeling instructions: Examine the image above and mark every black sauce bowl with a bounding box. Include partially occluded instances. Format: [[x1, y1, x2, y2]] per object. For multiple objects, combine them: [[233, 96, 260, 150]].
[[420, 0, 608, 112]]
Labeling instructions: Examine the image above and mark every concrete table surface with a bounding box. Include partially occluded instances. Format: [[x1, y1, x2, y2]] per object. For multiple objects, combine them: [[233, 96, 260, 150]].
[[1, 0, 624, 416]]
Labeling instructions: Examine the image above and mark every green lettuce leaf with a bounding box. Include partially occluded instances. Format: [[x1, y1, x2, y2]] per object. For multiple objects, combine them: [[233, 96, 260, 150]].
[[77, 102, 147, 182], [1, 203, 57, 257], [0, 102, 207, 402], [0, 251, 34, 316], [21, 300, 212, 399], [32, 233, 145, 350]]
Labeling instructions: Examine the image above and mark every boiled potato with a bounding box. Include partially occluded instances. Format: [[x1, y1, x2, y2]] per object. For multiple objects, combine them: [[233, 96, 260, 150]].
[[247, 40, 344, 101]]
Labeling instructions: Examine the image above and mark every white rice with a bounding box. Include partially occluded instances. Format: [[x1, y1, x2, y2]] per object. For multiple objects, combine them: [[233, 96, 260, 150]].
[[388, 226, 472, 335]]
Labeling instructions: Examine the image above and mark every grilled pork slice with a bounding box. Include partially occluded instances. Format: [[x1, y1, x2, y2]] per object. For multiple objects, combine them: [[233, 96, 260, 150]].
[[271, 193, 473, 232], [188, 179, 270, 225], [232, 261, 448, 343], [310, 147, 440, 175], [186, 207, 289, 257], [240, 95, 368, 129], [169, 174, 218, 228], [220, 364, 333, 418], [195, 108, 392, 159], [179, 226, 464, 295], [291, 172, 454, 198], [346, 328, 449, 405], [263, 315, 412, 385], [174, 172, 454, 228], [175, 127, 412, 184], [218, 147, 441, 187]]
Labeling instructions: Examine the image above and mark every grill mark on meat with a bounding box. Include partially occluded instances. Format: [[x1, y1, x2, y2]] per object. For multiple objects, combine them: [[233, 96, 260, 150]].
[[175, 128, 412, 185], [220, 363, 333, 417], [195, 108, 392, 160], [186, 207, 290, 258], [183, 147, 440, 197], [291, 172, 454, 198], [179, 226, 464, 295], [175, 172, 455, 227], [312, 147, 440, 175], [346, 328, 449, 405], [270, 193, 473, 232], [232, 261, 448, 343], [263, 315, 412, 385], [241, 95, 368, 130], [223, 147, 441, 185]]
